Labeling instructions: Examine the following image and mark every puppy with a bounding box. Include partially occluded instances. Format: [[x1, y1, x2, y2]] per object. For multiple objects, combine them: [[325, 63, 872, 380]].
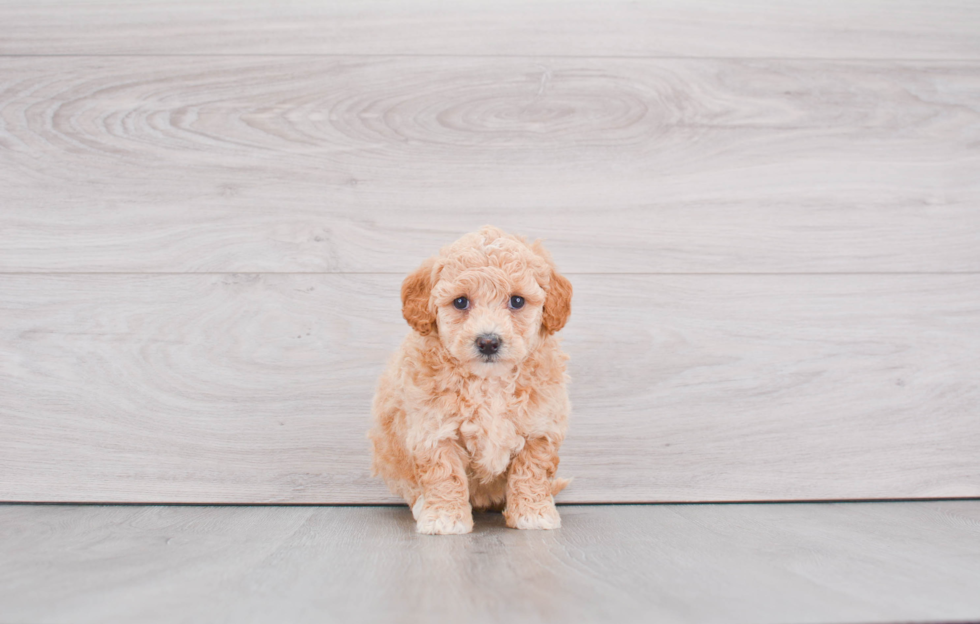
[[369, 226, 572, 534]]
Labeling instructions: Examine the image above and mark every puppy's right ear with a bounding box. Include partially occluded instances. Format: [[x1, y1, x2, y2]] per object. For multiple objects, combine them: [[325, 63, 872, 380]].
[[401, 258, 438, 336]]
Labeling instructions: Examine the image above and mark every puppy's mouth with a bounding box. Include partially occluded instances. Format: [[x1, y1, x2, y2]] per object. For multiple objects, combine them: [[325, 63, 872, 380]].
[[479, 354, 499, 364]]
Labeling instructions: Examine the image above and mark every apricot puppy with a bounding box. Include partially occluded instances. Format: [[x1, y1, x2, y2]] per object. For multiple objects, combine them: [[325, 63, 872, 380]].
[[369, 226, 572, 534]]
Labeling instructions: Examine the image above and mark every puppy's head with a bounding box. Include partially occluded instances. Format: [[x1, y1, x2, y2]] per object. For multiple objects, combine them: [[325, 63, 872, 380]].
[[402, 226, 571, 375]]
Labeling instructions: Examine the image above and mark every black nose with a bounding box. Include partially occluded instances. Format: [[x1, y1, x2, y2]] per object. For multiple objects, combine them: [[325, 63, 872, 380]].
[[476, 334, 501, 356]]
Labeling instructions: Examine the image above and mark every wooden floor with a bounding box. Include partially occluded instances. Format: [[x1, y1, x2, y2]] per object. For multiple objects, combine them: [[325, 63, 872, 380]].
[[2, 501, 980, 624], [2, 4, 978, 622]]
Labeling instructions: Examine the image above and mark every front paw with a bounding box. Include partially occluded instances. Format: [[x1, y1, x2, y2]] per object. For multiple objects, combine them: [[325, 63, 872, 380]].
[[414, 497, 473, 535], [504, 497, 561, 530]]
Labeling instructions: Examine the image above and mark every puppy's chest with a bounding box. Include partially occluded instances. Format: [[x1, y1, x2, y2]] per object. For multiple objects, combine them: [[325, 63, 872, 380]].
[[455, 380, 527, 477]]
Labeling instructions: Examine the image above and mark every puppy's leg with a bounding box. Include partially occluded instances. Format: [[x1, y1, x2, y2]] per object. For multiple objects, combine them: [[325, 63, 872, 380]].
[[413, 441, 474, 535], [504, 437, 562, 530]]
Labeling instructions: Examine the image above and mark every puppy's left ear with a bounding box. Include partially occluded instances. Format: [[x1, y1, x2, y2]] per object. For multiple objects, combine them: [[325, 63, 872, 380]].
[[401, 258, 439, 336], [542, 268, 572, 334]]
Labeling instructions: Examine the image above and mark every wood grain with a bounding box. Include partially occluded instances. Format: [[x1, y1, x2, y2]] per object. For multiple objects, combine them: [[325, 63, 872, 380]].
[[1, 0, 979, 59], [1, 57, 978, 273], [3, 1, 979, 509], [2, 274, 977, 503], [2, 502, 980, 623]]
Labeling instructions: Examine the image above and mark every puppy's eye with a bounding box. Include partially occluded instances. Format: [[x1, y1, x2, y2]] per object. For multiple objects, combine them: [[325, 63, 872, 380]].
[[453, 296, 469, 310], [509, 295, 525, 309]]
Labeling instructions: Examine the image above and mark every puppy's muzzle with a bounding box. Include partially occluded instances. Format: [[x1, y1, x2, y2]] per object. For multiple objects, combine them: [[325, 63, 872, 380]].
[[476, 333, 502, 357]]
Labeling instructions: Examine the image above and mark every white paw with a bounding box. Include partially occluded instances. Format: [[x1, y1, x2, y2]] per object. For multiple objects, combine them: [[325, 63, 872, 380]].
[[512, 510, 561, 530], [507, 498, 561, 530], [415, 500, 473, 535]]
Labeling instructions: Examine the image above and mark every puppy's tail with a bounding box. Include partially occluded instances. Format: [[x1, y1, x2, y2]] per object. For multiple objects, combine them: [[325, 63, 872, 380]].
[[551, 476, 572, 496]]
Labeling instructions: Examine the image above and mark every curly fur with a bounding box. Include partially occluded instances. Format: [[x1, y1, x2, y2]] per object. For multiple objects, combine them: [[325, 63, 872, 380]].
[[369, 226, 572, 534]]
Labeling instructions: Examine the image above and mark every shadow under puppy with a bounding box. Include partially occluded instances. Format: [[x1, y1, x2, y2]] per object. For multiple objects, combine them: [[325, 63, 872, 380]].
[[369, 226, 572, 534]]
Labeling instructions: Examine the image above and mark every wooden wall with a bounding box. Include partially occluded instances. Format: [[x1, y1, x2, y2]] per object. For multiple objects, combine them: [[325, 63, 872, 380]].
[[1, 0, 978, 503]]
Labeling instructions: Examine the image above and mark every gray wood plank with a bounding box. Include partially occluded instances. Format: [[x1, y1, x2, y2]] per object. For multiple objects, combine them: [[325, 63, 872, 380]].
[[1, 0, 979, 59], [1, 502, 979, 623], [2, 57, 978, 273], [2, 274, 977, 503]]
